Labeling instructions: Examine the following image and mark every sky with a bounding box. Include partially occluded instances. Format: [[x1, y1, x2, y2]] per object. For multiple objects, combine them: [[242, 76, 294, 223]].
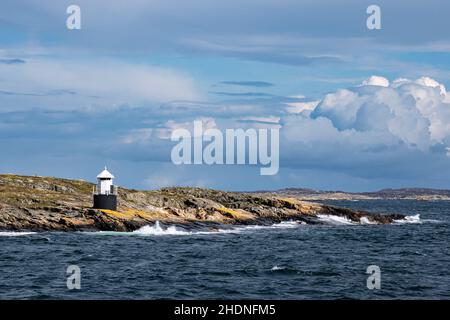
[[1, 0, 450, 191]]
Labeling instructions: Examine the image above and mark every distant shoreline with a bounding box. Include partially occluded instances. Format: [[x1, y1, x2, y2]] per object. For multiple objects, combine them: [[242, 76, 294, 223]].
[[252, 188, 450, 201]]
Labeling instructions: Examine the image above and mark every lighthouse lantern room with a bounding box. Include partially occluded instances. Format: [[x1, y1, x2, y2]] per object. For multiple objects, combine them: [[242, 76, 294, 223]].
[[93, 166, 118, 211]]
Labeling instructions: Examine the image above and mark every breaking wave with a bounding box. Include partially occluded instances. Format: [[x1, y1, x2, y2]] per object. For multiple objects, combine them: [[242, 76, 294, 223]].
[[359, 217, 378, 225], [318, 213, 439, 225], [394, 214, 422, 224], [95, 220, 304, 237], [317, 214, 356, 225], [133, 222, 191, 236], [229, 220, 303, 231], [393, 214, 440, 224], [89, 213, 440, 237], [270, 265, 286, 271], [0, 231, 36, 237]]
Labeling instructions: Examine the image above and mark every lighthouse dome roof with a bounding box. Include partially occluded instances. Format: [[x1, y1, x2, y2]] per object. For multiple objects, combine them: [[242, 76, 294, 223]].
[[97, 167, 115, 179]]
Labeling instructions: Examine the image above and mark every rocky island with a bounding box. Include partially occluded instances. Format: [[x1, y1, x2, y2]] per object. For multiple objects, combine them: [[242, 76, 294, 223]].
[[256, 187, 450, 201], [0, 174, 405, 232]]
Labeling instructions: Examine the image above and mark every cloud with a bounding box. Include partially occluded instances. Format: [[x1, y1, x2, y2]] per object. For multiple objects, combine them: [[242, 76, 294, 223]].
[[117, 75, 450, 179], [309, 76, 449, 148], [285, 100, 320, 115], [0, 88, 80, 97], [361, 75, 389, 87], [220, 81, 273, 87], [280, 76, 450, 183], [210, 91, 273, 97], [182, 37, 344, 66], [120, 128, 153, 144], [2, 74, 450, 190], [0, 58, 201, 111], [2, 0, 450, 77], [238, 116, 280, 124], [1, 1, 450, 190], [0, 58, 26, 64], [3, 0, 450, 47], [414, 76, 447, 95]]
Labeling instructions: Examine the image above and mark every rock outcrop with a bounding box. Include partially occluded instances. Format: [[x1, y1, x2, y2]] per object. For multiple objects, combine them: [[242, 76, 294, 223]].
[[0, 174, 405, 232]]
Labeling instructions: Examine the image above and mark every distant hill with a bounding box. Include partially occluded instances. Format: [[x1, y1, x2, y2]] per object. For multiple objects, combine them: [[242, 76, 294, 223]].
[[255, 188, 450, 200]]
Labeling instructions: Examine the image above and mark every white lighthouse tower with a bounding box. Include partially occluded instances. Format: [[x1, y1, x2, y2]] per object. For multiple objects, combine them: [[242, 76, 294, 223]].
[[93, 166, 118, 210]]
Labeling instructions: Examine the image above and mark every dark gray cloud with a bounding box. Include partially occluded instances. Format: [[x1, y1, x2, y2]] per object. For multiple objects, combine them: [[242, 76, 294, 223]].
[[0, 90, 42, 97], [0, 89, 84, 97], [0, 58, 26, 65], [234, 51, 343, 66]]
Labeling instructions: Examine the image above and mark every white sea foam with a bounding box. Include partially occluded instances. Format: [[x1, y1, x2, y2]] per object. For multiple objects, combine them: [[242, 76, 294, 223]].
[[359, 217, 378, 225], [317, 214, 356, 225], [319, 213, 432, 225], [94, 220, 304, 237], [132, 221, 191, 236], [271, 265, 285, 271], [231, 220, 302, 231], [0, 231, 36, 237], [394, 214, 422, 224], [96, 221, 192, 236], [316, 213, 439, 226], [397, 214, 443, 224]]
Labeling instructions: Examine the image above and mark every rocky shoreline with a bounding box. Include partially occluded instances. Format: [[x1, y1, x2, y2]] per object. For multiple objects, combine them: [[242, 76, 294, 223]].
[[0, 174, 405, 232]]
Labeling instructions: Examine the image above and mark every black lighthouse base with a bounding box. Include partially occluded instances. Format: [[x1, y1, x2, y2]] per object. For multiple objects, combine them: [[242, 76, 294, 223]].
[[93, 194, 117, 211]]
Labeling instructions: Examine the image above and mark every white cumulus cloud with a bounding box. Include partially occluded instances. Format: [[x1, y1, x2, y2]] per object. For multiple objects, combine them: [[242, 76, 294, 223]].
[[305, 76, 450, 150], [361, 75, 390, 87], [279, 76, 450, 183]]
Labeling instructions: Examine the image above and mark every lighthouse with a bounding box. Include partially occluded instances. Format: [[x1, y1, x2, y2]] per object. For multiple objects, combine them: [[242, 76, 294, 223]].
[[93, 166, 118, 211]]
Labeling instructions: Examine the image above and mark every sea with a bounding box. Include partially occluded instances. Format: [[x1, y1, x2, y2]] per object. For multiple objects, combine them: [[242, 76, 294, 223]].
[[0, 200, 449, 299]]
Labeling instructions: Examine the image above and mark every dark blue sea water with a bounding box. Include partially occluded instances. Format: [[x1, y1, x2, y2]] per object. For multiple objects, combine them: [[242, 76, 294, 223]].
[[0, 200, 449, 299]]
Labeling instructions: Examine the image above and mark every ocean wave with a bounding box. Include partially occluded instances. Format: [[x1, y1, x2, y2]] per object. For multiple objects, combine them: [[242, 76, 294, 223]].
[[317, 214, 356, 225], [359, 217, 378, 225], [229, 220, 303, 231], [394, 214, 443, 224], [132, 222, 191, 236], [268, 265, 298, 274], [318, 213, 440, 225], [393, 214, 441, 224], [0, 231, 36, 237], [394, 214, 421, 224], [270, 265, 286, 271], [94, 220, 304, 237]]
